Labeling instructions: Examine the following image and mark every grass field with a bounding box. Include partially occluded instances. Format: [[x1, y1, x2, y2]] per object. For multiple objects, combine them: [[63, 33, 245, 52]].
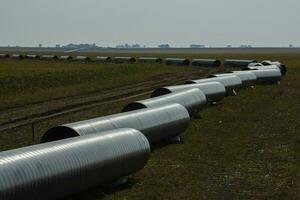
[[0, 52, 299, 199]]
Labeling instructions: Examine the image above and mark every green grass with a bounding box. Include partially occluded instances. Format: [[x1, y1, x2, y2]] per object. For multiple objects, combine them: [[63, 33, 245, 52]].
[[0, 59, 191, 109], [0, 52, 299, 199]]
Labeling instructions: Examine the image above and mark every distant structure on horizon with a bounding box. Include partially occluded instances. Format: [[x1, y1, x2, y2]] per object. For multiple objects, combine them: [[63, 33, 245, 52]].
[[61, 43, 99, 49], [190, 44, 205, 48], [158, 44, 170, 48], [115, 44, 145, 48]]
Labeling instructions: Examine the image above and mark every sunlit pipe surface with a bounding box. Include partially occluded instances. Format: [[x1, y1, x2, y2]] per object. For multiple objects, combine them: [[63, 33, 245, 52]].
[[41, 104, 190, 144], [208, 71, 257, 86], [250, 69, 282, 84], [94, 56, 112, 62], [191, 59, 221, 67], [151, 82, 226, 103], [0, 128, 150, 200], [74, 56, 91, 61], [123, 88, 206, 117], [0, 54, 10, 58], [40, 55, 58, 60], [185, 75, 242, 95], [59, 56, 73, 60]]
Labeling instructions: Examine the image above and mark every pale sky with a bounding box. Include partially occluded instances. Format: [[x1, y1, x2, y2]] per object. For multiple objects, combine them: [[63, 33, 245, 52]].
[[0, 0, 299, 47]]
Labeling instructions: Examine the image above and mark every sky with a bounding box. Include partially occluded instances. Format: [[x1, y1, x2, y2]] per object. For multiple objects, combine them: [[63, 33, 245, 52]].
[[0, 0, 299, 47]]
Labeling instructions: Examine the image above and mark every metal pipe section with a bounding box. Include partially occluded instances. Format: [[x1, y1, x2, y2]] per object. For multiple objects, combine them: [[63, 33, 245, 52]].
[[191, 59, 221, 67], [59, 56, 73, 61], [137, 57, 162, 64], [122, 89, 207, 117], [208, 71, 257, 86], [185, 75, 242, 95], [0, 128, 150, 200], [112, 57, 136, 63], [224, 59, 257, 68], [41, 104, 190, 144], [165, 58, 190, 66], [0, 54, 10, 58], [261, 60, 287, 75], [25, 55, 40, 59], [11, 54, 24, 59], [94, 56, 112, 62], [250, 69, 282, 84], [74, 56, 91, 61], [151, 82, 226, 103], [40, 55, 58, 60], [248, 63, 263, 67]]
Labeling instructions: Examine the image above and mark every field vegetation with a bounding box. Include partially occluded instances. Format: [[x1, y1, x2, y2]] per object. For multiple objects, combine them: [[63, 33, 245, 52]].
[[0, 51, 299, 199]]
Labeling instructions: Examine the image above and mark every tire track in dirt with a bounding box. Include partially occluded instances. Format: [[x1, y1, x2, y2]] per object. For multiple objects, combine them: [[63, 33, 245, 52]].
[[0, 69, 219, 131]]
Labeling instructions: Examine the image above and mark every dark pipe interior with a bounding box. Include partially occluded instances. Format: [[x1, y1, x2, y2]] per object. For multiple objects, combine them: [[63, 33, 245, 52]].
[[40, 126, 80, 143], [151, 88, 172, 98], [122, 103, 147, 112]]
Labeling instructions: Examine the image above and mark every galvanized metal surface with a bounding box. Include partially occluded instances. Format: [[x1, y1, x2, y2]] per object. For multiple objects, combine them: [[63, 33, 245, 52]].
[[185, 75, 242, 95], [224, 59, 257, 68], [0, 54, 10, 58], [137, 57, 162, 63], [0, 128, 150, 200], [261, 60, 287, 75], [151, 82, 226, 103], [122, 88, 207, 117], [165, 58, 190, 66], [59, 55, 73, 60], [40, 55, 58, 60], [250, 69, 282, 84], [11, 54, 24, 59], [41, 104, 190, 144], [208, 71, 257, 86], [191, 59, 221, 67], [248, 63, 263, 67], [94, 56, 112, 62], [112, 57, 136, 63], [74, 56, 91, 61], [25, 55, 40, 59]]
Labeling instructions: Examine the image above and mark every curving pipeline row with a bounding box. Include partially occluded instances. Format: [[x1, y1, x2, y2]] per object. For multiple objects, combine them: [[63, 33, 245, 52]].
[[1, 53, 286, 72], [0, 59, 286, 200]]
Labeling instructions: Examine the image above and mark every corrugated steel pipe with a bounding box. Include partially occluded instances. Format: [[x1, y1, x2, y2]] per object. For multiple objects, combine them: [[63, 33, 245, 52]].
[[185, 75, 242, 96], [25, 55, 40, 59], [207, 71, 257, 86], [137, 57, 162, 64], [0, 128, 150, 200], [59, 56, 73, 60], [41, 104, 190, 144], [74, 56, 91, 61], [191, 59, 221, 67], [0, 54, 10, 58], [11, 54, 24, 59], [122, 88, 207, 117], [250, 69, 282, 84], [224, 59, 257, 68], [151, 82, 226, 103], [112, 57, 136, 63], [94, 56, 112, 62], [261, 60, 287, 75], [165, 58, 190, 66], [40, 55, 58, 60]]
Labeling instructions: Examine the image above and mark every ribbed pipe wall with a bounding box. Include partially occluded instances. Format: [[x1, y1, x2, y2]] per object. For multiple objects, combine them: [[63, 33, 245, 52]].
[[151, 82, 226, 103], [185, 75, 242, 95], [0, 128, 150, 200], [122, 88, 207, 117], [41, 104, 190, 144]]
